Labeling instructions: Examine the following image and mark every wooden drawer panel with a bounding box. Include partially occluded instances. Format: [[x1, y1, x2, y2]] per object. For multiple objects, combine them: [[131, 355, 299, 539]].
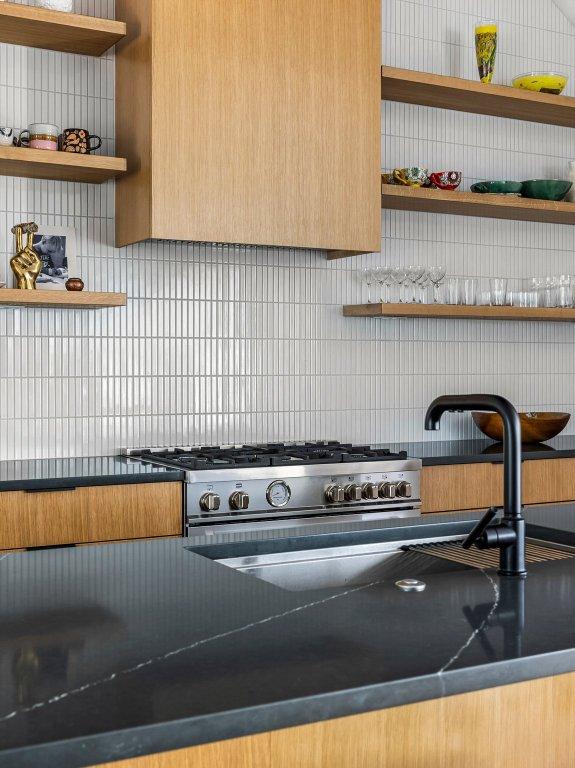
[[422, 458, 575, 513], [0, 482, 183, 550]]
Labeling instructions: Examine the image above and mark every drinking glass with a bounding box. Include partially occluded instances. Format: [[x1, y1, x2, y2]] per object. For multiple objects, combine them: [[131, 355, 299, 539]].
[[416, 268, 431, 303], [428, 265, 447, 303], [446, 277, 461, 305], [375, 266, 392, 303], [406, 265, 425, 303], [461, 278, 478, 305], [490, 278, 508, 306], [544, 276, 558, 307], [391, 266, 408, 303], [359, 268, 376, 303], [557, 275, 572, 308]]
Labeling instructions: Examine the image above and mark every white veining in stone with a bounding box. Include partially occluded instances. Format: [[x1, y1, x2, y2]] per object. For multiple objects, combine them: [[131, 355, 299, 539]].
[[0, 576, 385, 724], [438, 570, 501, 675]]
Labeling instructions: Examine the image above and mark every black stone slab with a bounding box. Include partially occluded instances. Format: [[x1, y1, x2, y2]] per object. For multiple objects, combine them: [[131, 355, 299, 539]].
[[0, 456, 184, 492], [1, 504, 575, 766]]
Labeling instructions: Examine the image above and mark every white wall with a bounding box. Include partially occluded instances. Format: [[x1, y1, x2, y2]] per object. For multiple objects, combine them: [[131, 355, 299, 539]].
[[0, 0, 574, 459]]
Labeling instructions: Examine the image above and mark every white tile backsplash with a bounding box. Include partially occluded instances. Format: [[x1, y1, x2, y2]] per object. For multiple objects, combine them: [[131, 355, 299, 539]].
[[0, 0, 574, 459]]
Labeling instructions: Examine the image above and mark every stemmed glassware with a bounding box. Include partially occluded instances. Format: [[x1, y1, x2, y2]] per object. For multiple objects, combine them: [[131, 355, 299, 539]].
[[428, 266, 447, 303], [405, 265, 425, 303], [359, 267, 377, 303]]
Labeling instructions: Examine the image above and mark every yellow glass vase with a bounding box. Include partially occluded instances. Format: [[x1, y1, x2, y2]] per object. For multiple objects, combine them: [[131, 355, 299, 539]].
[[475, 21, 498, 84]]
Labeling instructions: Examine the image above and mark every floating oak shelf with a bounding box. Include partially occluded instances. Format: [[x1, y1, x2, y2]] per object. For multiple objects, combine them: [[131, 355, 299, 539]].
[[0, 1, 126, 56], [0, 145, 126, 184], [343, 303, 575, 323], [381, 66, 575, 127], [381, 184, 575, 225], [0, 290, 127, 309]]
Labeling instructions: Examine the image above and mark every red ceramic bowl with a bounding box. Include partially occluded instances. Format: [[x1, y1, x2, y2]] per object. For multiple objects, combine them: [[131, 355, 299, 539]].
[[429, 171, 462, 191]]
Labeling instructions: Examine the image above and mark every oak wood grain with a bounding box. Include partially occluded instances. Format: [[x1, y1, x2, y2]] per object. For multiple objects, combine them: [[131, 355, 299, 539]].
[[0, 483, 183, 549], [0, 1, 126, 56], [0, 145, 126, 184], [382, 66, 575, 128], [422, 458, 575, 513], [381, 185, 575, 225], [90, 672, 575, 768], [0, 290, 126, 308], [116, 0, 381, 255], [343, 302, 575, 323]]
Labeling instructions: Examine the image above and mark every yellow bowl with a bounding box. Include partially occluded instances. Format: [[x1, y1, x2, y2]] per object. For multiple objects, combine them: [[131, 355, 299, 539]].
[[512, 72, 568, 95]]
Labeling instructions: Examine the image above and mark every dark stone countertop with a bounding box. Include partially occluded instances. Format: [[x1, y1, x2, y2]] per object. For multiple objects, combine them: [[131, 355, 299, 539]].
[[0, 456, 184, 492], [393, 434, 575, 466], [2, 504, 575, 767]]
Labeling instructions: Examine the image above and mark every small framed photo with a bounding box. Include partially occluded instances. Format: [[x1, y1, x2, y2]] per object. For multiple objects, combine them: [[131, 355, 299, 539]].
[[29, 226, 78, 291]]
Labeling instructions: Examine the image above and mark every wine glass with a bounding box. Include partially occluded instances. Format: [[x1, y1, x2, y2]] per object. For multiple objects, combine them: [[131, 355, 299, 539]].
[[391, 266, 408, 303], [406, 265, 425, 303], [428, 265, 447, 303], [375, 266, 393, 303], [359, 267, 376, 303]]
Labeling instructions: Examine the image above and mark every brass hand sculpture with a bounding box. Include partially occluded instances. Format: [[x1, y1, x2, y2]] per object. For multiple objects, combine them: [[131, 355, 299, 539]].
[[11, 222, 41, 290]]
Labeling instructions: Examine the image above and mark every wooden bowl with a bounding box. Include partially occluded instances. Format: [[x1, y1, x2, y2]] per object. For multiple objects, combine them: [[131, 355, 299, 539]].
[[472, 411, 571, 444]]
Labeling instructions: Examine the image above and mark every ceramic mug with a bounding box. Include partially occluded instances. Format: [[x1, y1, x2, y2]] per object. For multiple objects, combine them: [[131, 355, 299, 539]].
[[393, 167, 429, 187], [18, 123, 60, 151], [0, 128, 14, 147], [60, 128, 102, 154]]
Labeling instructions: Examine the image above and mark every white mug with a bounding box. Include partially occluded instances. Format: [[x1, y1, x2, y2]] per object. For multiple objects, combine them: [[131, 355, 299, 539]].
[[0, 128, 14, 147]]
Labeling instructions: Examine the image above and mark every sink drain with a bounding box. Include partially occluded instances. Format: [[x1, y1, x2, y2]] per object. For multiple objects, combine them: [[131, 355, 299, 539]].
[[395, 579, 426, 593]]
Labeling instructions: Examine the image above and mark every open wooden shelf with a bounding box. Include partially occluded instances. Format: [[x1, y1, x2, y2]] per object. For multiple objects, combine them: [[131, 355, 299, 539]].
[[381, 66, 575, 127], [0, 1, 126, 57], [0, 290, 127, 309], [381, 184, 575, 225], [343, 303, 575, 323], [0, 145, 126, 184]]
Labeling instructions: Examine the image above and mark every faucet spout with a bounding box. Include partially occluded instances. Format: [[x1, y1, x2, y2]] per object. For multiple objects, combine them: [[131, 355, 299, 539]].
[[425, 394, 526, 578]]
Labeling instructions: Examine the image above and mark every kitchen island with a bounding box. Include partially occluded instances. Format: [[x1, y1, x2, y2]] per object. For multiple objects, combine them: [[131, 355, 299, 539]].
[[1, 505, 575, 767]]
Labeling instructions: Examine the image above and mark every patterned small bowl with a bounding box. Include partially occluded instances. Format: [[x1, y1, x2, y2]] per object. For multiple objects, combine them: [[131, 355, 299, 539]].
[[393, 167, 429, 187], [429, 171, 462, 191]]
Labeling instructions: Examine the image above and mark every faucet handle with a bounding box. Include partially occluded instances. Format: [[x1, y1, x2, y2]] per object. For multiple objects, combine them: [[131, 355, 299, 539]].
[[462, 507, 499, 550]]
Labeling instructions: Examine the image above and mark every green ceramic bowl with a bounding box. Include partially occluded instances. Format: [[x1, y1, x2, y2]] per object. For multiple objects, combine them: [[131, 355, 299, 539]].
[[470, 180, 523, 195], [521, 179, 572, 201]]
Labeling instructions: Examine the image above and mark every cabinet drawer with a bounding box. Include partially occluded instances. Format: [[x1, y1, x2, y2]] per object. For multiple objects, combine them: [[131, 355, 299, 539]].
[[422, 458, 575, 513], [0, 482, 183, 550]]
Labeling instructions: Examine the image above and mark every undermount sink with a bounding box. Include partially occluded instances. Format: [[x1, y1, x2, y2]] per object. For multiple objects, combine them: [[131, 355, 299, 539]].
[[210, 533, 470, 592]]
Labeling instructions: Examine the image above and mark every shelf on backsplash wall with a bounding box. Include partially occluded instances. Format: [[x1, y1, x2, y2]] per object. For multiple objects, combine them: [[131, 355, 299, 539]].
[[343, 303, 575, 323], [381, 185, 575, 225], [381, 66, 575, 127], [0, 145, 127, 184], [0, 290, 127, 309], [0, 1, 126, 56]]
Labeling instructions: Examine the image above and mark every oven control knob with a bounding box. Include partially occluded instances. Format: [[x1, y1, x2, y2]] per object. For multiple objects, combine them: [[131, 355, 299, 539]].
[[325, 485, 345, 504], [200, 492, 220, 512], [379, 482, 397, 499], [345, 484, 362, 502], [396, 481, 413, 499], [362, 482, 379, 500], [230, 491, 250, 510]]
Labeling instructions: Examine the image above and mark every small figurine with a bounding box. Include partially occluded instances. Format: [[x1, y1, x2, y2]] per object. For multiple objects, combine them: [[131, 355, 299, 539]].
[[10, 222, 41, 290]]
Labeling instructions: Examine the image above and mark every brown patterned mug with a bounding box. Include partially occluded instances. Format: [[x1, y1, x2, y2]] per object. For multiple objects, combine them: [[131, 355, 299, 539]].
[[60, 128, 102, 154]]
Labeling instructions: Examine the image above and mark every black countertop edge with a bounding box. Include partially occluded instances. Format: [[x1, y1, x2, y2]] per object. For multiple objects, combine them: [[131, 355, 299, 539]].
[[0, 472, 186, 493], [390, 436, 575, 467], [4, 651, 575, 768]]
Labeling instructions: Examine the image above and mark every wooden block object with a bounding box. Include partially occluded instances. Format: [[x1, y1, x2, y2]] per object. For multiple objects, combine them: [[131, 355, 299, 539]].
[[116, 0, 381, 257]]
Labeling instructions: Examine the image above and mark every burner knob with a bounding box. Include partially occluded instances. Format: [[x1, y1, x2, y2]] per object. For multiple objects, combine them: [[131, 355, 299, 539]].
[[396, 481, 413, 499], [379, 482, 397, 500], [325, 485, 345, 504], [345, 484, 362, 502], [200, 492, 221, 512], [230, 491, 250, 510], [362, 482, 379, 500]]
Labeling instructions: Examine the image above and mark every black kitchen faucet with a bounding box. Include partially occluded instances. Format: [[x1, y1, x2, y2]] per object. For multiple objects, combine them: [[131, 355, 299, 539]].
[[425, 394, 527, 579]]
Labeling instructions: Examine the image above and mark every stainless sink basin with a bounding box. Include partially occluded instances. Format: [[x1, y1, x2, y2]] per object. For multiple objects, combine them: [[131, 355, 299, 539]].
[[215, 533, 468, 592]]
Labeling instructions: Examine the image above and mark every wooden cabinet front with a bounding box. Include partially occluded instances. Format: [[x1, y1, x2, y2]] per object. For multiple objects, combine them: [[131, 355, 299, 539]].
[[422, 458, 575, 513], [116, 0, 381, 256], [0, 482, 183, 550]]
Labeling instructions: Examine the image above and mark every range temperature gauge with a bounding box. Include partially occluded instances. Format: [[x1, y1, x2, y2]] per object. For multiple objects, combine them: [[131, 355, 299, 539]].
[[266, 480, 292, 508]]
